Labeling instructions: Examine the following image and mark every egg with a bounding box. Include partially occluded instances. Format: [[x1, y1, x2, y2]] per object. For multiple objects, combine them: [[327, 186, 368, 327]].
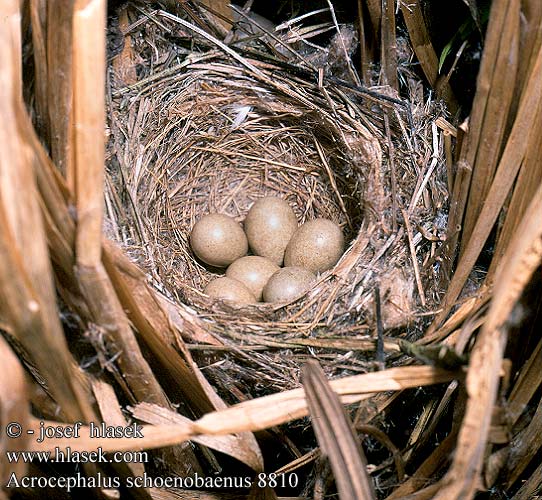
[[263, 267, 316, 303], [244, 197, 298, 265], [284, 218, 344, 273], [204, 277, 256, 304], [190, 213, 248, 267], [226, 256, 280, 301]]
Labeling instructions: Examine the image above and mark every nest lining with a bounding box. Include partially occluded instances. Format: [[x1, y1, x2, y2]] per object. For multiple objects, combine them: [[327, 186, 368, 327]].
[[107, 10, 449, 372]]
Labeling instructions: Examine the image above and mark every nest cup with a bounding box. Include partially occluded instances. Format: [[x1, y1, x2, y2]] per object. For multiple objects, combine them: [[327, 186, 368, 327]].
[[110, 50, 439, 339]]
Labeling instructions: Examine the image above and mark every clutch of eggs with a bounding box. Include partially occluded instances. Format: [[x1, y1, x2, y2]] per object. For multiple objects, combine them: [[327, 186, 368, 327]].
[[190, 197, 345, 305]]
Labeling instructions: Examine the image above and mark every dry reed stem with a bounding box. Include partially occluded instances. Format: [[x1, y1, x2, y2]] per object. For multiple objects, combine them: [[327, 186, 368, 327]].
[[197, 0, 232, 31], [399, 1, 458, 113], [102, 242, 221, 415], [132, 403, 263, 472], [0, 337, 30, 484], [24, 1, 226, 475], [29, 0, 48, 138], [356, 0, 372, 83], [434, 183, 542, 498], [46, 0, 75, 181], [0, 0, 94, 423], [73, 0, 106, 267], [380, 0, 397, 90], [7, 366, 457, 457], [488, 84, 542, 276], [386, 388, 467, 499], [92, 379, 146, 478], [504, 396, 542, 487], [512, 461, 542, 500], [515, 1, 542, 96], [506, 334, 542, 424], [69, 3, 198, 459], [364, 0, 382, 43], [432, 39, 542, 330], [303, 360, 376, 499], [460, 0, 519, 255]]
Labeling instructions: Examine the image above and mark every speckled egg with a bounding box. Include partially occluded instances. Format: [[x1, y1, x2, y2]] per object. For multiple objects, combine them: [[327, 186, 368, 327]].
[[190, 213, 248, 267], [226, 256, 280, 301], [263, 267, 316, 303], [284, 218, 344, 273], [244, 197, 298, 266], [204, 277, 256, 304]]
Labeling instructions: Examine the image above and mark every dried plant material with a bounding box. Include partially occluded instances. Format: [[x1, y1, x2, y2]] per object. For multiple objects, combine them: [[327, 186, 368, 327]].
[[21, 366, 457, 455], [20, 64, 215, 477], [386, 433, 457, 499], [29, 0, 48, 137], [504, 395, 542, 487], [433, 37, 542, 330], [0, 0, 94, 423], [399, 1, 457, 112], [7, 0, 536, 496], [515, 0, 542, 95], [434, 181, 542, 498], [303, 360, 376, 499], [355, 424, 405, 482], [387, 389, 466, 498], [507, 335, 542, 424], [0, 336, 30, 483], [107, 8, 448, 390], [73, 0, 106, 267], [380, 0, 397, 90], [488, 83, 542, 275], [512, 461, 542, 500], [193, 366, 458, 435], [102, 241, 222, 416], [401, 209, 426, 307], [399, 341, 468, 371], [131, 403, 264, 472], [111, 6, 138, 87], [460, 0, 519, 255], [71, 0, 185, 428], [46, 0, 75, 179], [322, 3, 360, 85], [198, 0, 232, 31], [379, 268, 414, 330], [420, 289, 491, 345], [157, 293, 222, 346], [92, 379, 146, 478]]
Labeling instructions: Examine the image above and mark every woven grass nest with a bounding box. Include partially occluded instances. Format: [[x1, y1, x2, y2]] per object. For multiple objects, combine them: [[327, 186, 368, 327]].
[[108, 10, 447, 378]]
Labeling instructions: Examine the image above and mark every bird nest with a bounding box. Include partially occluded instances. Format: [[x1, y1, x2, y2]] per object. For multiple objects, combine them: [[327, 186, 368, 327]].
[[107, 9, 448, 384]]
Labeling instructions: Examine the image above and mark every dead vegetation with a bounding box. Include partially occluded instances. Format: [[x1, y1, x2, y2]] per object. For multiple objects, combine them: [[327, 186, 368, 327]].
[[0, 0, 541, 499]]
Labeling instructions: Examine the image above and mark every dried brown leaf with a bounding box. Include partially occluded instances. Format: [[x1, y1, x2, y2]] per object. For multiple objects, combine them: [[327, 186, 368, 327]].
[[303, 360, 375, 500]]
